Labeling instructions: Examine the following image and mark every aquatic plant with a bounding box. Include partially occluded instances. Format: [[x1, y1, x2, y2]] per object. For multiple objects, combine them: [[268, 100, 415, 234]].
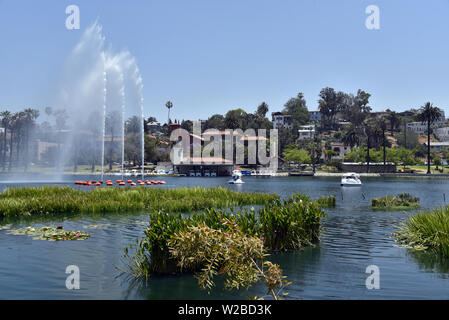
[[394, 206, 449, 257], [259, 197, 326, 251], [316, 195, 336, 208], [120, 193, 326, 277], [0, 186, 278, 217], [371, 193, 420, 211], [7, 226, 90, 241], [168, 220, 290, 300], [285, 193, 336, 208]]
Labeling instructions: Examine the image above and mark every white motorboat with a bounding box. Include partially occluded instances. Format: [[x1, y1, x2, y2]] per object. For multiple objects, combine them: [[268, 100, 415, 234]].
[[229, 169, 244, 184], [341, 173, 362, 186]]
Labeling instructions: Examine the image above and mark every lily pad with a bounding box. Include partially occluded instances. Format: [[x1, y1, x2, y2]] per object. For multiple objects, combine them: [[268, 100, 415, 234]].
[[7, 226, 90, 241], [0, 224, 12, 231]]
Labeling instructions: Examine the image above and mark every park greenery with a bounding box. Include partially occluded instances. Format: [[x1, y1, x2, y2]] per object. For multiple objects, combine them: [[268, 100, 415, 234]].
[[371, 193, 420, 211]]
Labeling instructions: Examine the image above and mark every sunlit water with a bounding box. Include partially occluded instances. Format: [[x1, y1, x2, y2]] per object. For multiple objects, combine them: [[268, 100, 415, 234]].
[[1, 175, 449, 299]]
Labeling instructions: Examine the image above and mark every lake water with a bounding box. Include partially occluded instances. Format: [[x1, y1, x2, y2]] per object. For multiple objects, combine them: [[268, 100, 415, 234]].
[[1, 175, 449, 299]]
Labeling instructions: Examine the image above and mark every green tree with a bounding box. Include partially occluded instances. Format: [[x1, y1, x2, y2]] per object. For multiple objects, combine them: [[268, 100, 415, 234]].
[[0, 110, 11, 171], [283, 148, 311, 164], [318, 87, 344, 130], [417, 102, 444, 174], [205, 114, 225, 130], [282, 92, 310, 132], [397, 148, 416, 170], [340, 90, 372, 127], [225, 108, 247, 129]]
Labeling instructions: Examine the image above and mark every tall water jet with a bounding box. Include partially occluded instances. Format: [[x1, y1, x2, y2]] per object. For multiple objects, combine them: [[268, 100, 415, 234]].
[[101, 52, 107, 181], [119, 72, 126, 181], [134, 66, 145, 180], [52, 22, 147, 180]]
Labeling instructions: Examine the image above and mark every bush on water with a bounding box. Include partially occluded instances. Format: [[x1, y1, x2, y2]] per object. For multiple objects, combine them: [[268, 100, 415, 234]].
[[394, 206, 449, 257], [371, 193, 420, 211], [120, 192, 327, 277]]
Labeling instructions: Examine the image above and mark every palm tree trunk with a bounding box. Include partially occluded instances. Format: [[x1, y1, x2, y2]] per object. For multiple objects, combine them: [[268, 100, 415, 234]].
[[24, 125, 29, 172], [404, 121, 407, 149], [366, 136, 370, 173], [2, 128, 6, 171], [8, 129, 13, 172]]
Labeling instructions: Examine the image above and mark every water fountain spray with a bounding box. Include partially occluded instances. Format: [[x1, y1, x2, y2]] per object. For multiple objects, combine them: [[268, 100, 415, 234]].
[[119, 72, 126, 181], [101, 52, 107, 181]]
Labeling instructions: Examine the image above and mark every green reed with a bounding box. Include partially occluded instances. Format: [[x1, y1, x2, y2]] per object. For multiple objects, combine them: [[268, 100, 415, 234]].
[[0, 186, 278, 217]]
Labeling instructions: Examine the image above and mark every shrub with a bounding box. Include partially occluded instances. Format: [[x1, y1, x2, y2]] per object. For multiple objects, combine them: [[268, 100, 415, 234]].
[[371, 193, 420, 211], [120, 192, 327, 277], [394, 206, 449, 257]]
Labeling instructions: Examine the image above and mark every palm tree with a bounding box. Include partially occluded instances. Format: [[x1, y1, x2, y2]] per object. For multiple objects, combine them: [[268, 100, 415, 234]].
[[342, 125, 360, 148], [417, 102, 444, 174], [376, 116, 388, 172], [363, 118, 379, 173], [8, 112, 24, 171], [23, 108, 40, 172], [386, 109, 400, 137], [165, 101, 173, 125], [0, 110, 11, 171]]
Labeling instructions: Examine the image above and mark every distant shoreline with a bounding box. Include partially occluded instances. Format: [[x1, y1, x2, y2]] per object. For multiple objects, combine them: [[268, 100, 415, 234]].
[[2, 172, 449, 179]]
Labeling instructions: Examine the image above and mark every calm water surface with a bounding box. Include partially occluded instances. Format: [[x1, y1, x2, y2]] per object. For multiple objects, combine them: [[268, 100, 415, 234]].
[[1, 175, 449, 299]]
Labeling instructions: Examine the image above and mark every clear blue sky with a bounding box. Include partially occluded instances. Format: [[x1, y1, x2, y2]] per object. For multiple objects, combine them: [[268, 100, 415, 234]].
[[1, 0, 449, 122]]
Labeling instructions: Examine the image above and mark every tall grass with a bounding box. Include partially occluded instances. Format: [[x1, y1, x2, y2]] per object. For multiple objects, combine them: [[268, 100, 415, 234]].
[[0, 186, 278, 217], [121, 192, 327, 277], [394, 206, 449, 257]]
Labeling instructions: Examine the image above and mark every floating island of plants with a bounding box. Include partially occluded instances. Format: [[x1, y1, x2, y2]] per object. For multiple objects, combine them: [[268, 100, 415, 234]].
[[0, 186, 278, 217], [371, 193, 420, 211]]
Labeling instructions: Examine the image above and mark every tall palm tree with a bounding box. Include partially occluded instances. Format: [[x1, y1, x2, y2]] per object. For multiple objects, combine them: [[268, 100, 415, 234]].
[[23, 108, 40, 172], [363, 118, 379, 173], [417, 102, 444, 174], [165, 101, 173, 125], [8, 112, 23, 171], [386, 109, 400, 137], [376, 116, 388, 172], [0, 110, 11, 171]]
